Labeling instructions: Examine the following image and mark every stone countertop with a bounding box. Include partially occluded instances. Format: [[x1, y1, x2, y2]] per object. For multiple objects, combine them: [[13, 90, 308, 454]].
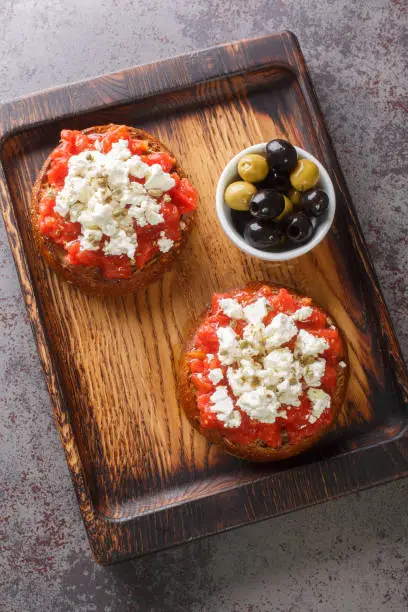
[[1, 1, 407, 610]]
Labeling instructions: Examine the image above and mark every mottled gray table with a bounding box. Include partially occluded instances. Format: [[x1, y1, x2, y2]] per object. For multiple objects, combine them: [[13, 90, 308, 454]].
[[1, 1, 407, 610]]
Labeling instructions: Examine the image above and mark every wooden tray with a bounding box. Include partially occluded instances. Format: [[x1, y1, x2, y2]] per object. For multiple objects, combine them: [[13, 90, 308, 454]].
[[1, 32, 407, 565]]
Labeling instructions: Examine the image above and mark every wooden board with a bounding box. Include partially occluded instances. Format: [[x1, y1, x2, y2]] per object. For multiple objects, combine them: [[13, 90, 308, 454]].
[[0, 32, 407, 565]]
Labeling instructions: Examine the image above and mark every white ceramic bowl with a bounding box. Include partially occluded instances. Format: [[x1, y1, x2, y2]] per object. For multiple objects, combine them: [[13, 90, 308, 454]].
[[216, 143, 336, 261]]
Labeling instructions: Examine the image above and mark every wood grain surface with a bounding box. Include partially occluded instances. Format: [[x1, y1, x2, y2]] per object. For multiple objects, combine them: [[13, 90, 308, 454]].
[[0, 32, 407, 564]]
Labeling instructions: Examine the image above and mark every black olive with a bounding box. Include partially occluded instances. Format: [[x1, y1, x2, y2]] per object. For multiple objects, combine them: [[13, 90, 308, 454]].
[[285, 212, 314, 245], [230, 209, 252, 236], [244, 220, 283, 250], [259, 168, 291, 193], [249, 189, 284, 221], [266, 139, 297, 172], [300, 189, 329, 217]]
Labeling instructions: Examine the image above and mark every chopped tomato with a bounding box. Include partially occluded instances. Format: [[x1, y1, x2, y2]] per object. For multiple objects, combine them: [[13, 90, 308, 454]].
[[191, 374, 213, 393], [39, 196, 56, 216], [66, 241, 100, 267], [271, 288, 298, 314], [321, 365, 338, 393], [101, 125, 130, 152], [40, 213, 80, 245], [161, 203, 181, 240], [194, 324, 219, 353], [47, 159, 68, 187], [134, 241, 158, 270], [313, 328, 343, 361], [101, 255, 132, 279], [189, 359, 204, 373], [142, 152, 175, 172], [129, 138, 148, 155], [169, 178, 198, 213], [200, 405, 222, 429], [74, 133, 92, 153]]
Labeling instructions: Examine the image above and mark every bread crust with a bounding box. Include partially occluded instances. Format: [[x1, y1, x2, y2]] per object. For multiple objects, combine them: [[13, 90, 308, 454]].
[[178, 281, 348, 462], [31, 124, 194, 295]]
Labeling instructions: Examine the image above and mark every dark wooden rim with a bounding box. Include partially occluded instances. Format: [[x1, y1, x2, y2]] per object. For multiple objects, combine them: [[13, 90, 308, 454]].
[[0, 32, 406, 565]]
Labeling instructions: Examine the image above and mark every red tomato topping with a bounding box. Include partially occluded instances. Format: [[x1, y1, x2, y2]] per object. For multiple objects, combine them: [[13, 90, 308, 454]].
[[129, 138, 148, 155], [142, 152, 176, 172], [169, 178, 198, 213]]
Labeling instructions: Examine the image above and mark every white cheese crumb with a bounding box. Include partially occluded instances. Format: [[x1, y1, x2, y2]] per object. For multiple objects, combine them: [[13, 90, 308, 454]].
[[243, 297, 269, 324], [157, 231, 174, 253], [307, 388, 331, 423], [79, 228, 103, 252], [237, 386, 280, 424], [206, 354, 214, 361], [218, 298, 244, 320], [208, 368, 223, 385], [209, 386, 241, 428], [291, 306, 313, 321], [295, 329, 329, 360], [103, 230, 137, 259], [339, 361, 347, 368], [144, 163, 176, 195], [216, 326, 239, 365], [264, 313, 298, 349], [276, 380, 302, 407], [303, 358, 326, 387]]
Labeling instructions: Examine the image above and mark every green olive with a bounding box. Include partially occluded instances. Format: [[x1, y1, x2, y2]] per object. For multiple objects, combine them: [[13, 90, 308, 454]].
[[224, 181, 257, 211], [237, 154, 269, 183], [287, 187, 302, 206], [275, 195, 293, 221], [290, 159, 319, 191]]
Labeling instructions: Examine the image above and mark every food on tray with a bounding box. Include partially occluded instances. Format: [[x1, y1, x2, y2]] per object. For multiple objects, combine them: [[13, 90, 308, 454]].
[[179, 282, 348, 461], [237, 153, 269, 183], [31, 124, 198, 294], [224, 139, 329, 250], [224, 181, 257, 211]]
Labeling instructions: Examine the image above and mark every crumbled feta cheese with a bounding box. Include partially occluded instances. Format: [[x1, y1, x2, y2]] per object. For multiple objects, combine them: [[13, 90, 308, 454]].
[[264, 313, 298, 349], [208, 368, 223, 385], [237, 386, 280, 423], [241, 323, 265, 358], [54, 140, 177, 258], [79, 228, 103, 252], [276, 380, 302, 407], [303, 358, 326, 387], [219, 298, 244, 320], [144, 164, 176, 194], [207, 354, 214, 361], [243, 297, 269, 324], [291, 306, 313, 321], [227, 360, 262, 396], [209, 386, 241, 428], [208, 295, 337, 428], [157, 232, 174, 253], [263, 347, 294, 372], [180, 220, 186, 230], [103, 230, 137, 259], [295, 329, 329, 360], [216, 326, 239, 365], [307, 388, 331, 423], [339, 361, 347, 368]]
